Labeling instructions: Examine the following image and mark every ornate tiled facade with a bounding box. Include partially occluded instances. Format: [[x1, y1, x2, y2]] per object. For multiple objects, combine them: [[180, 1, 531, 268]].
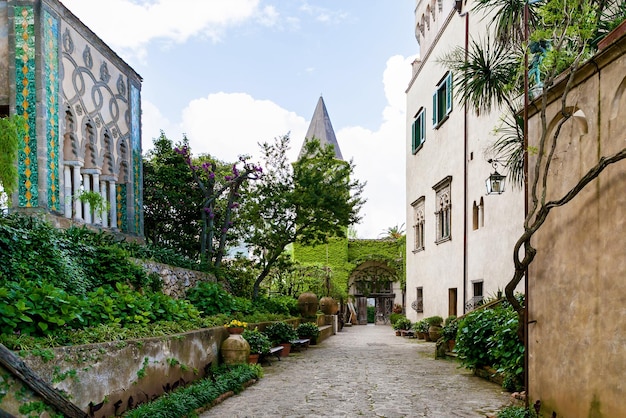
[[3, 0, 143, 236]]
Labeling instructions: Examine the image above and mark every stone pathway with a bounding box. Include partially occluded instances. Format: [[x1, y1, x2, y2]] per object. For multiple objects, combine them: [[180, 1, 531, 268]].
[[202, 324, 510, 417]]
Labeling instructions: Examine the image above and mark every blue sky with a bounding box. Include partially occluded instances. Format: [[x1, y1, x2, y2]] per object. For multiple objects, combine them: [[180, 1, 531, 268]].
[[61, 0, 417, 238]]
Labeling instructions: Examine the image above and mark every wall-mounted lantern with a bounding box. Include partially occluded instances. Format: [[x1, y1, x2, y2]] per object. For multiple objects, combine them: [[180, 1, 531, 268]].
[[485, 159, 506, 195]]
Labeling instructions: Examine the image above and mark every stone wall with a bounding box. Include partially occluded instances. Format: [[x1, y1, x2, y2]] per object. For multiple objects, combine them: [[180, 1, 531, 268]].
[[526, 21, 626, 418], [133, 259, 216, 298], [0, 326, 228, 417]]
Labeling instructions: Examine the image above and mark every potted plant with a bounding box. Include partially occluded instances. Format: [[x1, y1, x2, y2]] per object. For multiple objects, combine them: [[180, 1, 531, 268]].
[[242, 328, 271, 363], [296, 322, 321, 345], [224, 319, 248, 334], [425, 316, 444, 341], [392, 317, 411, 335], [264, 321, 298, 357], [442, 316, 458, 352], [416, 320, 430, 340]]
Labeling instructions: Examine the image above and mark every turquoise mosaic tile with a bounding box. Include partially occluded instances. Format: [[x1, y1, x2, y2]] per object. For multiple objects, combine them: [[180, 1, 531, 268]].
[[14, 6, 38, 207], [44, 10, 60, 211], [131, 84, 141, 234], [117, 183, 127, 232]]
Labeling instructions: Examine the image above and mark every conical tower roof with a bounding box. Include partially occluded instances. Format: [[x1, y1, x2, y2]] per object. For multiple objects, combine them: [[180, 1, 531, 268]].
[[299, 96, 343, 160]]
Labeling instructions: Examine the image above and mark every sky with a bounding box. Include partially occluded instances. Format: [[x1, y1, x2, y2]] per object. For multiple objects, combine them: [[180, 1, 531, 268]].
[[60, 0, 418, 239]]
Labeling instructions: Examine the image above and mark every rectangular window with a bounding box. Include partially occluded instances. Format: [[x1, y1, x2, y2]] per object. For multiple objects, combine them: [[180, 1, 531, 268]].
[[465, 280, 484, 311], [432, 72, 453, 128], [433, 176, 452, 244], [415, 287, 423, 313], [411, 196, 425, 252], [412, 108, 426, 153]]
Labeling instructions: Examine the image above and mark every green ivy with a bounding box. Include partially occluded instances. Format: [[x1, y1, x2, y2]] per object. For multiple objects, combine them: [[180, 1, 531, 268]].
[[456, 299, 524, 391], [0, 115, 23, 197]]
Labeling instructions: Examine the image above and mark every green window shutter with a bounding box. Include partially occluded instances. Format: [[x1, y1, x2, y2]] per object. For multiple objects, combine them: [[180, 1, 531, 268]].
[[432, 92, 437, 126], [446, 72, 453, 115], [420, 110, 426, 145], [412, 119, 417, 153]]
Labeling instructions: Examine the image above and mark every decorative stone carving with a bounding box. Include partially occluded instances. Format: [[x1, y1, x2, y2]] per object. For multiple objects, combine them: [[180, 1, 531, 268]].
[[83, 45, 92, 68], [117, 75, 126, 96], [100, 61, 110, 83], [63, 28, 73, 53]]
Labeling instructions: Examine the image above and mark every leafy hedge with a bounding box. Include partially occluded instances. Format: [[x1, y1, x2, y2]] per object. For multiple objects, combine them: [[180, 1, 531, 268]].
[[124, 364, 263, 418], [455, 297, 525, 391]]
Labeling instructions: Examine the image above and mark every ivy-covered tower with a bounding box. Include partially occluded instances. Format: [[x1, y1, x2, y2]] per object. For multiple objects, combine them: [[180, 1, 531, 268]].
[[293, 97, 405, 324], [293, 97, 351, 298]]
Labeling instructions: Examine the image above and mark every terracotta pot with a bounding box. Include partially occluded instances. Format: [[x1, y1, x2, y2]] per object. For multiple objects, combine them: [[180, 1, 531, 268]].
[[319, 297, 338, 315], [297, 292, 318, 317], [447, 339, 456, 352], [417, 331, 425, 340], [248, 353, 260, 364], [395, 330, 401, 336], [228, 327, 244, 335], [279, 343, 291, 357]]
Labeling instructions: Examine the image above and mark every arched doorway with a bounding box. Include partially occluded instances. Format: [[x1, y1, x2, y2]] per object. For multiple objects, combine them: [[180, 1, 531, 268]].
[[348, 261, 399, 325]]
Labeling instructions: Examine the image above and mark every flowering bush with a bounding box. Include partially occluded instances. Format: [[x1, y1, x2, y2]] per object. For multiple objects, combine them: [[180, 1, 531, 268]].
[[224, 319, 247, 329]]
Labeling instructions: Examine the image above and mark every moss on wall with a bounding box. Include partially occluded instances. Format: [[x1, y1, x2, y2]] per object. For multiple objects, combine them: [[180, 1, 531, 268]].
[[293, 236, 406, 298]]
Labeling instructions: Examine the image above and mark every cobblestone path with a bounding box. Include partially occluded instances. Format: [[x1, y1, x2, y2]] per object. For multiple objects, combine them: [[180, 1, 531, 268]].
[[202, 324, 510, 417]]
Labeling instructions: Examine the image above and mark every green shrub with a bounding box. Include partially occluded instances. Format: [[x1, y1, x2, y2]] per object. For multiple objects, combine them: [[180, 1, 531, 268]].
[[442, 316, 458, 340], [367, 306, 375, 323], [124, 364, 262, 418], [0, 280, 81, 336], [264, 321, 297, 344], [392, 317, 411, 330], [497, 405, 537, 418], [256, 295, 299, 316], [424, 315, 443, 327], [296, 322, 320, 339], [389, 312, 403, 325], [456, 300, 524, 391], [186, 281, 236, 315], [242, 328, 271, 354]]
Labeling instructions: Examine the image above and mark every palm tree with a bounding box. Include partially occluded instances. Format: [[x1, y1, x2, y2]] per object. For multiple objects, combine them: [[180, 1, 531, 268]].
[[379, 223, 405, 239]]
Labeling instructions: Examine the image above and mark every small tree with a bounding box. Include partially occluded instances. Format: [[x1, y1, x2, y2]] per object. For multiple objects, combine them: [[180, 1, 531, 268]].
[[238, 135, 365, 299], [174, 143, 262, 268]]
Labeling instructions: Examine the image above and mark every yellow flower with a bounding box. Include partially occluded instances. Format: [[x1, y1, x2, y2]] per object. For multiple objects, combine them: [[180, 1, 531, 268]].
[[224, 319, 247, 328]]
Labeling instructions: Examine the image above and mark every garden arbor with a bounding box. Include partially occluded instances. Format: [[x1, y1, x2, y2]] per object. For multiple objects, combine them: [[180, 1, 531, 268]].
[[348, 259, 402, 325]]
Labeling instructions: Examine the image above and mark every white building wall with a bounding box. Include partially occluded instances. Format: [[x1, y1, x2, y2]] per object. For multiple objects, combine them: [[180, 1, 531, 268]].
[[405, 0, 524, 323]]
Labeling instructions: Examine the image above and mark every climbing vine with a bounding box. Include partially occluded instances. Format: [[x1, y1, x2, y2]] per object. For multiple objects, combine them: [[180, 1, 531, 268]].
[[0, 115, 23, 200]]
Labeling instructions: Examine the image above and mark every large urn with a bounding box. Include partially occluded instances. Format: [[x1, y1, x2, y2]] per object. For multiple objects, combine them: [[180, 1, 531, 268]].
[[221, 334, 250, 365], [297, 292, 318, 317], [319, 297, 338, 315]]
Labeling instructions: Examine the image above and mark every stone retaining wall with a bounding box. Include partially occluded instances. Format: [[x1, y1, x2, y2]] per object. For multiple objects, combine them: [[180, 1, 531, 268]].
[[132, 259, 216, 298]]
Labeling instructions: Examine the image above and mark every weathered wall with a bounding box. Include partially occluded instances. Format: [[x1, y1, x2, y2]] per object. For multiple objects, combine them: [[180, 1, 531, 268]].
[[135, 259, 216, 298], [0, 326, 228, 417], [526, 22, 626, 418]]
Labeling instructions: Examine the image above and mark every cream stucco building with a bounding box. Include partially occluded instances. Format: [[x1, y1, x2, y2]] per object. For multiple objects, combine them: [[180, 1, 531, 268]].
[[405, 0, 524, 322]]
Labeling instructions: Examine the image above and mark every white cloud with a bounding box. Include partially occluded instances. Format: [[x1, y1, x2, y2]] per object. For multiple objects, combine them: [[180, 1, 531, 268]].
[[61, 0, 269, 58], [141, 100, 181, 150], [179, 92, 308, 163], [339, 54, 416, 238]]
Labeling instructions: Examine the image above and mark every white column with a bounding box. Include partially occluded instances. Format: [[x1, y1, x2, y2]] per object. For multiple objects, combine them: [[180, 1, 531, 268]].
[[64, 166, 72, 218], [82, 173, 91, 224], [92, 173, 101, 225], [109, 181, 117, 230], [73, 166, 82, 221], [100, 180, 108, 227]]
